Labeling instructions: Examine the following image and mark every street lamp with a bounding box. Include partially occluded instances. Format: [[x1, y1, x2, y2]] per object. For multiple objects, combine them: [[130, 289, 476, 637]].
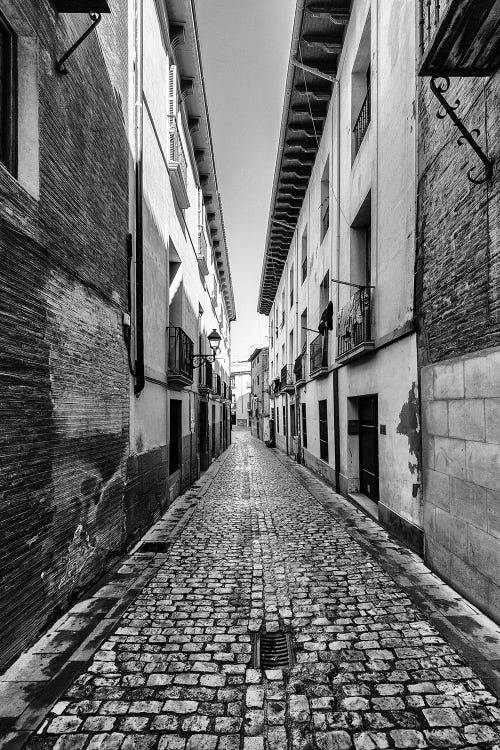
[[192, 329, 222, 368]]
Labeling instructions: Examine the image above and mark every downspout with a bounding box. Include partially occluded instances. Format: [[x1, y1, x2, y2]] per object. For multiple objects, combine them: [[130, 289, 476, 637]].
[[333, 79, 341, 492], [134, 0, 145, 396]]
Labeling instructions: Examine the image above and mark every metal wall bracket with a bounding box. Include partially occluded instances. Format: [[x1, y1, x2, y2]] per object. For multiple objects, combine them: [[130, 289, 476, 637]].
[[56, 12, 102, 75], [430, 76, 493, 185]]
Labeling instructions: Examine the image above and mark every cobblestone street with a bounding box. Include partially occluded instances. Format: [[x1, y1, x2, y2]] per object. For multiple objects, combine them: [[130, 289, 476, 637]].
[[12, 431, 500, 749]]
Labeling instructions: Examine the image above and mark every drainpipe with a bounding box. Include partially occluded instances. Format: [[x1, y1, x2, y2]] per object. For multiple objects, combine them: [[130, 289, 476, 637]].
[[134, 0, 145, 396], [333, 79, 341, 492]]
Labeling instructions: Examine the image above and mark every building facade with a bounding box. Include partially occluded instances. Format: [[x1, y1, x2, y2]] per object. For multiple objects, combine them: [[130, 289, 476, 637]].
[[417, 0, 500, 622], [230, 361, 251, 427], [0, 0, 234, 672], [248, 347, 269, 440], [259, 0, 421, 551]]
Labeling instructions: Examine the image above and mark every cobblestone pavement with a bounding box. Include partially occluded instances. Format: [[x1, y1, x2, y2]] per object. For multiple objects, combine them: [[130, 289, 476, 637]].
[[26, 431, 500, 750]]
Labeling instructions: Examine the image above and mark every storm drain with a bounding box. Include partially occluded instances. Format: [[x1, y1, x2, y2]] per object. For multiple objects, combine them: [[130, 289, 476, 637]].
[[253, 631, 294, 670], [135, 541, 171, 553]]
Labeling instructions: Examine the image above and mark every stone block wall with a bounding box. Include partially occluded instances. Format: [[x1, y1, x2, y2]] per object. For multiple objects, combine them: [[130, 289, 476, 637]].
[[421, 350, 500, 623]]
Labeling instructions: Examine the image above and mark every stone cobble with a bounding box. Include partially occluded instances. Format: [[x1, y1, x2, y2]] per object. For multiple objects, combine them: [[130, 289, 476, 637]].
[[26, 431, 500, 749]]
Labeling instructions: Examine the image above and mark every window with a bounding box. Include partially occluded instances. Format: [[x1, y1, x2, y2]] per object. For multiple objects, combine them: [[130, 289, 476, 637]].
[[289, 329, 294, 363], [257, 375, 260, 386], [301, 403, 308, 448], [351, 12, 371, 161], [319, 400, 329, 462], [350, 192, 372, 289], [289, 264, 294, 308], [276, 407, 280, 433], [300, 308, 307, 352], [320, 271, 329, 313], [301, 227, 308, 283], [0, 11, 17, 174], [290, 404, 296, 437], [320, 160, 329, 242], [281, 289, 285, 326], [283, 405, 287, 437]]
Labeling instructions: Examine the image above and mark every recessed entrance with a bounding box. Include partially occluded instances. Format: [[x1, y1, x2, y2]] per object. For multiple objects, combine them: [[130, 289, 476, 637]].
[[358, 395, 379, 501]]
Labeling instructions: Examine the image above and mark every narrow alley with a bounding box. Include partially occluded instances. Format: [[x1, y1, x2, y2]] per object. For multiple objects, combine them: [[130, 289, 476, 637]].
[[5, 431, 499, 750]]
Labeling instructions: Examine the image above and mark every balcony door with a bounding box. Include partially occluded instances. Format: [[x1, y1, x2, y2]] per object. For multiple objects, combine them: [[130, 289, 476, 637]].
[[358, 395, 379, 501]]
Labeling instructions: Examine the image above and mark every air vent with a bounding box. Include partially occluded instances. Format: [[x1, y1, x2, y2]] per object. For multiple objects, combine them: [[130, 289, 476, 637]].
[[253, 631, 294, 670], [135, 541, 170, 553]]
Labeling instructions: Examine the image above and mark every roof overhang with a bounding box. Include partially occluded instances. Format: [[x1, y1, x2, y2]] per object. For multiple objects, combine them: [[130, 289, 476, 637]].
[[257, 0, 351, 316], [164, 0, 236, 322]]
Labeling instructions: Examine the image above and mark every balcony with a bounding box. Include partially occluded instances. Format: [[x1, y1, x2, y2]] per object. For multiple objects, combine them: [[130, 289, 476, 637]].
[[419, 0, 500, 76], [271, 377, 281, 396], [294, 353, 306, 387], [168, 116, 190, 209], [197, 228, 209, 276], [336, 287, 374, 364], [353, 90, 370, 157], [280, 365, 294, 393], [310, 334, 328, 378], [167, 326, 193, 387]]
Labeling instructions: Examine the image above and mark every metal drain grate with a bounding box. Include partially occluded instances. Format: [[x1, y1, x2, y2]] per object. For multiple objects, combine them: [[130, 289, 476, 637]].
[[253, 631, 294, 669], [135, 541, 170, 553]]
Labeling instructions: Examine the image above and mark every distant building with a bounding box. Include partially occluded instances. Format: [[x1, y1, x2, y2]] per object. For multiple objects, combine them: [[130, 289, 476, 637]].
[[248, 348, 269, 441], [231, 361, 251, 427]]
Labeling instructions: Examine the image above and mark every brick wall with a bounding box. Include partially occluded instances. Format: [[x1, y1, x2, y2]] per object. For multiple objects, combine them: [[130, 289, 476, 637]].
[[417, 70, 500, 622], [416, 72, 500, 366], [0, 0, 130, 671]]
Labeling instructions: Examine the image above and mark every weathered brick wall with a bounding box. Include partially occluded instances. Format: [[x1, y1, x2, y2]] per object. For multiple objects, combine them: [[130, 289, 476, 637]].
[[417, 71, 500, 623], [416, 72, 500, 365], [0, 0, 129, 671]]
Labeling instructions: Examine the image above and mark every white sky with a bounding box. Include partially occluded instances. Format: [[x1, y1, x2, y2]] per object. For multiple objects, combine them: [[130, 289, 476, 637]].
[[194, 0, 296, 363]]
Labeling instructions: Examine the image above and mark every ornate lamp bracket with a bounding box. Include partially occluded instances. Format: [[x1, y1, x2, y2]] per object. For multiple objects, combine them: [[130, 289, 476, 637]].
[[56, 12, 102, 75], [430, 76, 493, 185]]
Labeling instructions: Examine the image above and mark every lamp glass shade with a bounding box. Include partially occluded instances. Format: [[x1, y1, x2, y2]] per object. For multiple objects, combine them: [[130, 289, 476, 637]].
[[208, 329, 222, 352]]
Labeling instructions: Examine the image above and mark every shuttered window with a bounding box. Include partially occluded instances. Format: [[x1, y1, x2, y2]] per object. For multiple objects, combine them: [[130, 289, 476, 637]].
[[301, 403, 307, 449]]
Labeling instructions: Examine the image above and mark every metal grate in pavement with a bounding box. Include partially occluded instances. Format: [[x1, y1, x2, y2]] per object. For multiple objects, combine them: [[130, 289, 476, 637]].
[[135, 541, 171, 553], [253, 630, 294, 669]]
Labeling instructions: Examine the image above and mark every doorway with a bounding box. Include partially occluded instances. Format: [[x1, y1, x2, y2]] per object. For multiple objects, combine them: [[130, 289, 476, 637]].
[[358, 395, 379, 501], [169, 399, 182, 475], [200, 400, 209, 471]]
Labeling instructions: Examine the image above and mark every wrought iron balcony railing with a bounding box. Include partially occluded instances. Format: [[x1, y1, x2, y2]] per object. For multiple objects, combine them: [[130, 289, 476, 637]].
[[294, 353, 306, 385], [310, 334, 328, 377], [167, 326, 193, 386], [197, 227, 209, 276], [336, 287, 374, 363], [419, 0, 500, 77], [280, 365, 294, 392], [353, 90, 370, 157], [168, 116, 189, 209]]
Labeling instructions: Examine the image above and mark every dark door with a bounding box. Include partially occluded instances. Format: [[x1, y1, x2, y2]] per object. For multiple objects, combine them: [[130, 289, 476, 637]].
[[359, 395, 379, 501], [211, 404, 216, 457], [200, 401, 209, 471], [169, 399, 182, 475]]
